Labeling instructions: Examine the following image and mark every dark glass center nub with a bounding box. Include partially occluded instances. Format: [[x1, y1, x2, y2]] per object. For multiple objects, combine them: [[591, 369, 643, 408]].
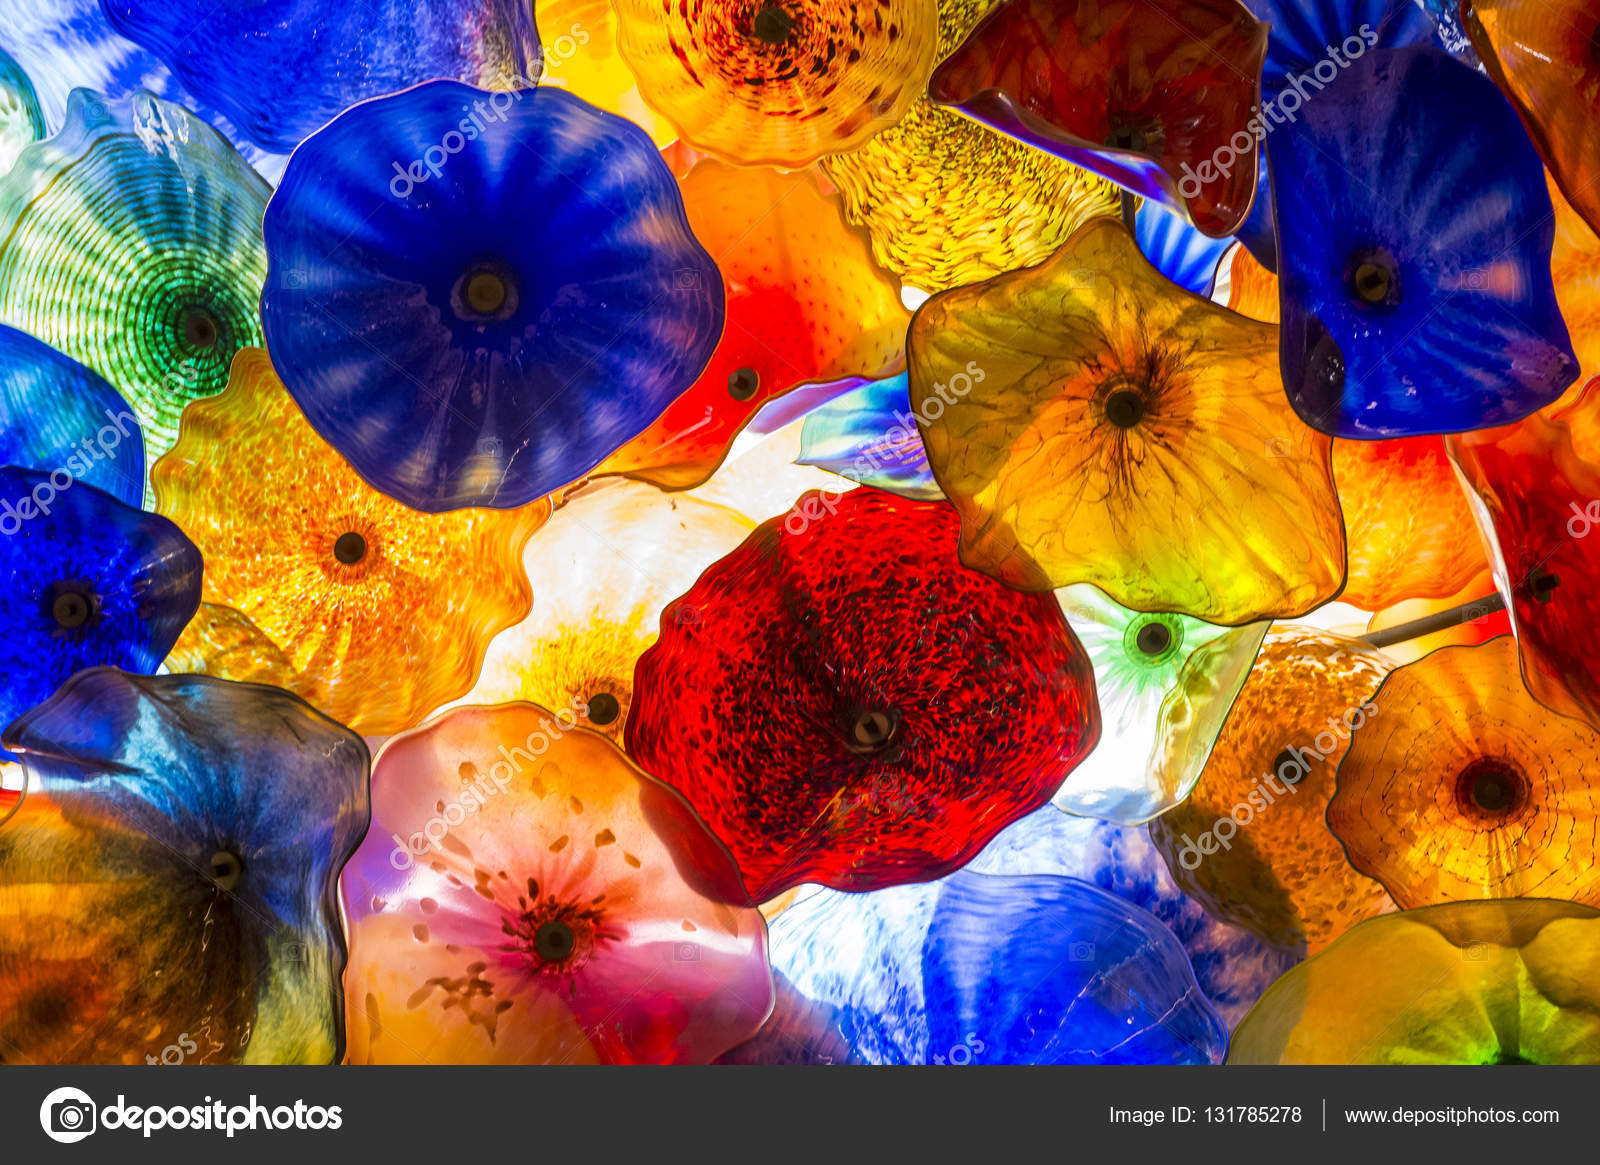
[[1135, 621, 1172, 656], [535, 920, 575, 962], [1104, 389, 1145, 429], [1470, 766, 1518, 813], [334, 532, 367, 564], [1105, 126, 1147, 153], [51, 591, 92, 629], [586, 692, 621, 726], [728, 367, 760, 401], [849, 708, 900, 752], [1352, 263, 1392, 304], [181, 307, 218, 349], [1455, 758, 1527, 818], [209, 850, 243, 892], [754, 5, 794, 43]]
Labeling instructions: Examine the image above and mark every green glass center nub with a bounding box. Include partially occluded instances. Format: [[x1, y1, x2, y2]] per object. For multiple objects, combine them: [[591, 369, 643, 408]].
[[850, 708, 900, 752], [587, 692, 621, 726], [466, 271, 507, 316], [535, 920, 576, 962], [333, 531, 367, 565], [1105, 389, 1145, 428], [1135, 621, 1172, 657], [728, 366, 760, 401], [1490, 1051, 1535, 1065], [181, 307, 219, 349], [209, 850, 243, 892], [754, 5, 794, 43], [1352, 261, 1393, 304], [51, 591, 92, 629]]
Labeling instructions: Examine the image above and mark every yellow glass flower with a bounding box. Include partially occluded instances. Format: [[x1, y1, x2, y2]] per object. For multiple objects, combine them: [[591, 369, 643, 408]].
[[614, 0, 937, 168], [909, 218, 1346, 624], [820, 0, 1122, 291], [153, 350, 549, 735], [534, 0, 677, 146]]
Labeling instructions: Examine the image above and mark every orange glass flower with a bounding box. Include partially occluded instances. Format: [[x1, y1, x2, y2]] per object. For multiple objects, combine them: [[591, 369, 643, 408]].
[[1222, 240, 1278, 323], [1333, 436, 1486, 611], [1548, 172, 1600, 388], [613, 0, 937, 167], [1465, 0, 1600, 243], [152, 349, 550, 736], [453, 481, 754, 745], [342, 702, 773, 1064], [908, 218, 1345, 623], [596, 162, 908, 490], [1330, 636, 1600, 908], [534, 0, 678, 146], [1147, 629, 1394, 955]]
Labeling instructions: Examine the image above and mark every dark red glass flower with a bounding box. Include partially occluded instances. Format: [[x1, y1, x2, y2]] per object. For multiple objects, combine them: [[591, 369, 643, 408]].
[[929, 0, 1269, 237], [625, 487, 1101, 901]]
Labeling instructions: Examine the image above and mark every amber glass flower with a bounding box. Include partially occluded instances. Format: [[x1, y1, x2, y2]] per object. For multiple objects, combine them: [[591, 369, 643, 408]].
[[1229, 900, 1600, 1064], [454, 481, 754, 744], [343, 703, 772, 1064], [908, 217, 1345, 624], [1330, 636, 1600, 908], [821, 0, 1123, 292], [535, 0, 678, 145], [613, 0, 937, 167], [1147, 629, 1394, 955], [930, 0, 1268, 237], [152, 350, 550, 736], [596, 163, 908, 490], [1465, 0, 1600, 242]]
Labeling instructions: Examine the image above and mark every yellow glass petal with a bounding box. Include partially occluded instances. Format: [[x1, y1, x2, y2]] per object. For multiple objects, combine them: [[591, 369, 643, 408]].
[[534, 0, 678, 146]]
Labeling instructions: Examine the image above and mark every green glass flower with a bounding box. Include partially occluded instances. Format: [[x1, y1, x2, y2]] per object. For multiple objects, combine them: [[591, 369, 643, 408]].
[[0, 88, 269, 490], [1053, 583, 1267, 824], [0, 47, 43, 176]]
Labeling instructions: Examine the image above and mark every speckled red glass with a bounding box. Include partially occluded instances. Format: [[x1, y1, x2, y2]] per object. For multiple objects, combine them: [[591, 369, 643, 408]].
[[625, 487, 1101, 902]]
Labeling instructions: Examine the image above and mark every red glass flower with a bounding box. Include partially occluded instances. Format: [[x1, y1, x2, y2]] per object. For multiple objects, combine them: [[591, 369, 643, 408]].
[[625, 487, 1101, 902], [929, 0, 1269, 237]]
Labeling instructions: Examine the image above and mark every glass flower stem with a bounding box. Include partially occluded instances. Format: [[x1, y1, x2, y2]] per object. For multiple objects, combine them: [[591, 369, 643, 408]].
[[1360, 592, 1506, 649]]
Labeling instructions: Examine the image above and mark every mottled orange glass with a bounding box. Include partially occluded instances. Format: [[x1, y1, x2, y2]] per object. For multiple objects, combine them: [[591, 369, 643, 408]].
[[1548, 172, 1600, 388], [1147, 629, 1394, 955], [908, 217, 1345, 624], [596, 163, 908, 490], [1222, 242, 1278, 323], [534, 0, 678, 145], [152, 349, 550, 736], [1465, 1, 1600, 243], [342, 703, 773, 1064], [929, 0, 1268, 236], [452, 481, 754, 744], [1333, 436, 1486, 611], [1330, 636, 1600, 908], [613, 0, 937, 167]]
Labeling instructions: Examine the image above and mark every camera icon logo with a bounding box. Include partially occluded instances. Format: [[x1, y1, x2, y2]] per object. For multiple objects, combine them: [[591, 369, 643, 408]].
[[673, 942, 700, 962], [39, 1086, 97, 1144]]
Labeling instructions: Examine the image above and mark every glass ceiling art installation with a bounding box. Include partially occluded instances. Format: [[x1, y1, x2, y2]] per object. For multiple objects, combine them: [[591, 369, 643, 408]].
[[3, 0, 1600, 1071]]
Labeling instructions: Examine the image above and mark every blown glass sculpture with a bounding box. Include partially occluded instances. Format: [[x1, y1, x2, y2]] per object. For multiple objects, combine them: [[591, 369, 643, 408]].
[[625, 487, 1101, 902], [795, 372, 942, 501], [1269, 47, 1577, 437], [1228, 900, 1600, 1064], [595, 162, 908, 490], [0, 466, 201, 763], [909, 217, 1345, 622], [613, 0, 937, 167], [0, 669, 370, 1064], [454, 480, 754, 742], [0, 323, 145, 506], [261, 82, 724, 512], [342, 702, 773, 1064], [1329, 636, 1600, 909], [930, 0, 1269, 237], [1052, 584, 1267, 825], [0, 88, 270, 470], [0, 44, 42, 174], [1135, 205, 1234, 298], [533, 0, 677, 146], [151, 349, 550, 737], [1148, 629, 1395, 954], [102, 0, 544, 153]]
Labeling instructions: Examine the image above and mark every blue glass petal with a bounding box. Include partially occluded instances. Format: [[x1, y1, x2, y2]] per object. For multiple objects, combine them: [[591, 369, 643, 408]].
[[1136, 203, 1233, 297], [1234, 149, 1277, 273], [0, 669, 370, 1063], [262, 82, 725, 512], [0, 325, 145, 505], [796, 373, 943, 501], [1245, 1, 1443, 105], [921, 871, 1228, 1065], [0, 466, 200, 760], [1269, 47, 1577, 437], [0, 44, 44, 174], [102, 0, 542, 154]]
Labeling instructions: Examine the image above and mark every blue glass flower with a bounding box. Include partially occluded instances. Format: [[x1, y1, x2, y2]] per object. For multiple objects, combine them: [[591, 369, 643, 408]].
[[101, 0, 542, 154], [0, 325, 145, 505], [0, 466, 200, 761], [1270, 47, 1577, 437], [796, 373, 942, 500], [262, 82, 725, 512], [1136, 204, 1233, 297], [770, 808, 1291, 1062], [0, 669, 370, 1064]]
